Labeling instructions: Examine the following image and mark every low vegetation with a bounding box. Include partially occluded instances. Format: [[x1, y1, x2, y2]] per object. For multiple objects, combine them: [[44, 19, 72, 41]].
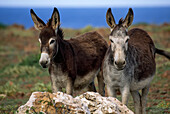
[[0, 23, 170, 113]]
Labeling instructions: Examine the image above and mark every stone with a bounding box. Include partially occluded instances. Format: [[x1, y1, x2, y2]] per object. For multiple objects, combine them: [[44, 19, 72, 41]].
[[17, 92, 134, 114]]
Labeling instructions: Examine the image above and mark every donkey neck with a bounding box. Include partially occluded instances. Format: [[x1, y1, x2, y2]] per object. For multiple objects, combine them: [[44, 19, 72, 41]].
[[53, 36, 74, 64], [126, 44, 138, 66], [52, 37, 65, 63]]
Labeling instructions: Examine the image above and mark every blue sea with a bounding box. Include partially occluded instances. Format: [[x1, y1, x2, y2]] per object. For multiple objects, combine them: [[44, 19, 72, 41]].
[[0, 7, 170, 29]]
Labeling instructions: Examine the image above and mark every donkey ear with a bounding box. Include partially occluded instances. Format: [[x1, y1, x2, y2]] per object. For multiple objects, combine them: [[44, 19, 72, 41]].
[[51, 7, 60, 30], [123, 8, 134, 28], [106, 8, 116, 28], [30, 9, 46, 30]]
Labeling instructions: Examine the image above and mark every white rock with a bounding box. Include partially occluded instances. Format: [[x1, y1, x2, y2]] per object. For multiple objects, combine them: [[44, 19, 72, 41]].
[[17, 92, 134, 114]]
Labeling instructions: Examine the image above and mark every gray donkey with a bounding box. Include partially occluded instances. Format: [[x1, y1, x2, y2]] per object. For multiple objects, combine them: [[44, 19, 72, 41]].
[[103, 8, 170, 114]]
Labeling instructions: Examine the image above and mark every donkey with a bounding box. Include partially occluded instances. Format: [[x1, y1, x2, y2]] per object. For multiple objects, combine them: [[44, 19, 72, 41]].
[[30, 8, 108, 96], [103, 8, 170, 114]]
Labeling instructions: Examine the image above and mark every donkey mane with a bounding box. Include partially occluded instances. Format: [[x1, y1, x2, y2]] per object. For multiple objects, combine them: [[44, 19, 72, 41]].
[[118, 18, 123, 25], [46, 19, 52, 27], [56, 27, 64, 39]]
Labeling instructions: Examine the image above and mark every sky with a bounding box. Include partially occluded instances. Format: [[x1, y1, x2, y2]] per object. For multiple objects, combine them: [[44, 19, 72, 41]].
[[1, 0, 170, 8]]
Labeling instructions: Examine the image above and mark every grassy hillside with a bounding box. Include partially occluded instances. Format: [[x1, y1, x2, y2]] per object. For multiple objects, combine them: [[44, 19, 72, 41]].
[[0, 24, 170, 113]]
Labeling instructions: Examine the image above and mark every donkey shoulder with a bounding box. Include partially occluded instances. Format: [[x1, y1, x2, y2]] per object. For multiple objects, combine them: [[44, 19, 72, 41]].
[[128, 28, 155, 48]]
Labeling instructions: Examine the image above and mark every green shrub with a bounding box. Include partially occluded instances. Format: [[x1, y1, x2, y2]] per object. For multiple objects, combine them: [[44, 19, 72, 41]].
[[160, 26, 170, 32], [81, 25, 93, 33], [0, 23, 7, 29], [2, 66, 42, 78], [19, 54, 40, 68], [157, 101, 170, 109], [0, 81, 20, 96], [31, 82, 52, 92]]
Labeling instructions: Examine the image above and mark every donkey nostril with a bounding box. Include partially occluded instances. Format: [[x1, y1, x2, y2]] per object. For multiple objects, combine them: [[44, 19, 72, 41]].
[[115, 61, 126, 66], [39, 60, 48, 65], [115, 61, 118, 65], [39, 60, 48, 68]]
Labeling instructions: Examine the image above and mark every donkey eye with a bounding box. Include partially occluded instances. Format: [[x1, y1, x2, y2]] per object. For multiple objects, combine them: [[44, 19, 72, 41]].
[[125, 39, 129, 43], [50, 39, 55, 44], [110, 39, 114, 43]]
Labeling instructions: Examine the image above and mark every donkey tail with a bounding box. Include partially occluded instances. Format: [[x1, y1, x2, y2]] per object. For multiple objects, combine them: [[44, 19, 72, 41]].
[[155, 48, 170, 60]]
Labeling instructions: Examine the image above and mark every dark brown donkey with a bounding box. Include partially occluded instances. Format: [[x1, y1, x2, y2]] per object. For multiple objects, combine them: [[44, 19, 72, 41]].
[[30, 8, 108, 96], [103, 8, 170, 114]]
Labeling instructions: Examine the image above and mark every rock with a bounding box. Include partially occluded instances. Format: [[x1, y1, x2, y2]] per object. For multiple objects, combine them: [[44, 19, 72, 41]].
[[17, 92, 134, 114]]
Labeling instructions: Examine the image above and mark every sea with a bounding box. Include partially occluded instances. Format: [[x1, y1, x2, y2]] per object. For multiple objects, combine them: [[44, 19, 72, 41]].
[[0, 7, 170, 29]]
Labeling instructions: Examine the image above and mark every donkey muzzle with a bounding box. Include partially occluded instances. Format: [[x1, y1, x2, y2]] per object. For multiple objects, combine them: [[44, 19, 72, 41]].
[[39, 53, 50, 68], [114, 60, 126, 70]]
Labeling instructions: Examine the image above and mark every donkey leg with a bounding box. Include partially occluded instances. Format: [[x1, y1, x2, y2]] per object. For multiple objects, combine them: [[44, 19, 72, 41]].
[[106, 86, 116, 97], [97, 71, 105, 96], [131, 91, 142, 114], [121, 87, 130, 105], [53, 86, 62, 93], [52, 84, 62, 93], [66, 77, 74, 95], [141, 86, 150, 114], [51, 75, 62, 93], [87, 81, 97, 92]]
